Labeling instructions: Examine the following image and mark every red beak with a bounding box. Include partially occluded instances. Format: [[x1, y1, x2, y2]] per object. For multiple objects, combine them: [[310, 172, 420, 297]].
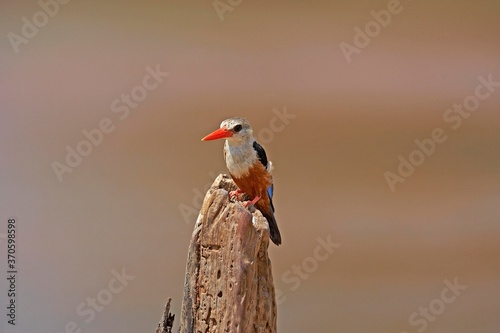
[[202, 127, 233, 141]]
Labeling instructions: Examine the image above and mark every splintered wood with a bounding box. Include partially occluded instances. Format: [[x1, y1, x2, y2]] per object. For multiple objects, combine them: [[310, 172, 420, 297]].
[[179, 174, 277, 333], [156, 298, 175, 333]]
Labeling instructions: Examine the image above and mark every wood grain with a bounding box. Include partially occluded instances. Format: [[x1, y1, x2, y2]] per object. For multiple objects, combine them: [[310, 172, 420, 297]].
[[179, 174, 277, 333]]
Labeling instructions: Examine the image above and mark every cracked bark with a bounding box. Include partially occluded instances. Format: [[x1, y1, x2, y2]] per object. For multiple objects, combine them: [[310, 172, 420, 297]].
[[178, 174, 278, 333]]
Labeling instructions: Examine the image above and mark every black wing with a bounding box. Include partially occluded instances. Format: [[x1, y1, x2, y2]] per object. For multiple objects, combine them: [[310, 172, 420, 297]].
[[253, 141, 275, 212], [252, 141, 268, 168]]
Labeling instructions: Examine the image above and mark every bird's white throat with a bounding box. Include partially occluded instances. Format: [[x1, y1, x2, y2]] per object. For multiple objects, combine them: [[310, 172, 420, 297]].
[[224, 140, 257, 178]]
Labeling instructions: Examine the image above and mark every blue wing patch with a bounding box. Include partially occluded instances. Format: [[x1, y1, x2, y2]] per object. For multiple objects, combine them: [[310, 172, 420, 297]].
[[267, 184, 275, 212], [267, 183, 274, 200], [254, 141, 275, 212]]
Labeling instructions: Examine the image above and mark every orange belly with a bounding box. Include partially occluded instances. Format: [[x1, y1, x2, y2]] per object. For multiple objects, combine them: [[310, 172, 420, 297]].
[[230, 162, 272, 200], [231, 162, 280, 245]]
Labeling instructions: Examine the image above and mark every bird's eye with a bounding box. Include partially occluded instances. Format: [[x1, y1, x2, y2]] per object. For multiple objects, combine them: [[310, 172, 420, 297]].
[[234, 124, 243, 132]]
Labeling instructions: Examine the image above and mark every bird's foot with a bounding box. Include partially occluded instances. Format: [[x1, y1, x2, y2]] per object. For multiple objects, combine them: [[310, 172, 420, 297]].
[[230, 189, 245, 200], [243, 195, 261, 208]]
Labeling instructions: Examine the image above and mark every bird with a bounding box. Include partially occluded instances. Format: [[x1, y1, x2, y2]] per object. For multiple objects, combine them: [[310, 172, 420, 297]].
[[201, 117, 281, 245]]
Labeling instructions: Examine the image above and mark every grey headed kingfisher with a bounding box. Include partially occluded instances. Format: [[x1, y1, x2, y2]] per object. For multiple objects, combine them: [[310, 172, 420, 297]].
[[202, 117, 282, 246]]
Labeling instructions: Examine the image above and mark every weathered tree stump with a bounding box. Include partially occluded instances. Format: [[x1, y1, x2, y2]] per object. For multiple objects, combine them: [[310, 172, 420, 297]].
[[178, 174, 278, 333]]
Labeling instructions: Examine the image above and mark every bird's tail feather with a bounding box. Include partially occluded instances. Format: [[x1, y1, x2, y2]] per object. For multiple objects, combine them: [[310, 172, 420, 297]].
[[263, 211, 281, 246]]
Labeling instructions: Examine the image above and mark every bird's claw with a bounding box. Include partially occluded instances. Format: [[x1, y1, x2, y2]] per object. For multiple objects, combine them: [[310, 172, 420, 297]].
[[243, 196, 261, 208], [230, 189, 245, 200]]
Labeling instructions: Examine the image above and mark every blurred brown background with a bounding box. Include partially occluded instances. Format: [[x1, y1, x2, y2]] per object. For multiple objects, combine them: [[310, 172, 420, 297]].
[[1, 1, 499, 332]]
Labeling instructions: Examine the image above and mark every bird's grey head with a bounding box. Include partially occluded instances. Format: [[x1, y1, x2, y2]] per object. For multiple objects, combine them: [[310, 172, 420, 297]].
[[201, 117, 254, 144], [220, 117, 253, 143]]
